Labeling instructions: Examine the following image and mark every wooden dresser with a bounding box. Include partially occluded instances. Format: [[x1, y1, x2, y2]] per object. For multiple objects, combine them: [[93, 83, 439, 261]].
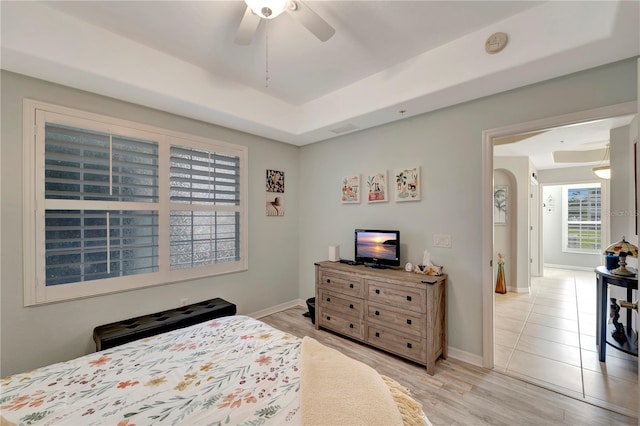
[[314, 261, 447, 375]]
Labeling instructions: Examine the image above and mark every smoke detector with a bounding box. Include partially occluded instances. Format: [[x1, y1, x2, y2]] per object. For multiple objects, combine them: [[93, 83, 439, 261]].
[[485, 32, 508, 54]]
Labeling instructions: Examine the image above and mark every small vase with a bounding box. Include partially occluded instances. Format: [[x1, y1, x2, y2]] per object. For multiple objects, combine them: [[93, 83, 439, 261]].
[[495, 263, 506, 294]]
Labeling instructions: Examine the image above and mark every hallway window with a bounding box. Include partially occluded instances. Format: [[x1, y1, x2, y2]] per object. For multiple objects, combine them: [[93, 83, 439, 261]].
[[562, 183, 601, 252]]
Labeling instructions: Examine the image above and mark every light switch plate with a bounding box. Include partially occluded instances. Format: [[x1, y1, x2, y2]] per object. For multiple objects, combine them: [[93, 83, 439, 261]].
[[433, 234, 452, 248]]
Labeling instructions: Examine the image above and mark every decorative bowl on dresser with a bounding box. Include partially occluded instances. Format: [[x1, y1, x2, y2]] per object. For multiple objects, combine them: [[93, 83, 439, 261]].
[[314, 261, 447, 375]]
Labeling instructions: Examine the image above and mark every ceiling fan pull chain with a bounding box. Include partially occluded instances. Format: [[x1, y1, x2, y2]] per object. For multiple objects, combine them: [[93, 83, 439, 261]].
[[265, 22, 270, 88]]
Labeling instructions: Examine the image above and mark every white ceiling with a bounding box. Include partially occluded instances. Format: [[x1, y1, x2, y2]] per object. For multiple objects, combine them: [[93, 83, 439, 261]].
[[41, 0, 543, 105], [1, 1, 639, 146], [493, 115, 636, 170]]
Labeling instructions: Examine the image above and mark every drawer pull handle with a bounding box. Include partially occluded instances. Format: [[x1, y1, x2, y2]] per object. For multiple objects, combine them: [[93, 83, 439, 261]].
[[375, 310, 380, 316], [326, 297, 331, 302], [326, 316, 331, 321], [406, 295, 412, 301], [326, 279, 331, 284], [407, 342, 412, 349], [375, 289, 380, 294], [407, 319, 412, 325], [349, 304, 354, 309], [349, 323, 354, 329], [349, 283, 354, 288], [375, 332, 380, 338]]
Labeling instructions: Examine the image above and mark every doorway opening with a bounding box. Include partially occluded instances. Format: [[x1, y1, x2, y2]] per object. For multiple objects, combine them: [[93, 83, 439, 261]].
[[482, 101, 637, 416]]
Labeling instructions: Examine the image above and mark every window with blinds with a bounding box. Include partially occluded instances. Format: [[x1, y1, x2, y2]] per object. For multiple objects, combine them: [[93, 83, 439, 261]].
[[24, 100, 248, 305], [169, 146, 241, 269], [44, 123, 160, 286], [563, 184, 602, 252]]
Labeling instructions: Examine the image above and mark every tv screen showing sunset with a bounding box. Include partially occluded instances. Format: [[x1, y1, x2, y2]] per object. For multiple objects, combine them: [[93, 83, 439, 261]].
[[356, 232, 397, 259]]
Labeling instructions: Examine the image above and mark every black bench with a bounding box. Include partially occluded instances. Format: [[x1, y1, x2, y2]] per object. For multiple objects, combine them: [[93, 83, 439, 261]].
[[93, 297, 236, 351]]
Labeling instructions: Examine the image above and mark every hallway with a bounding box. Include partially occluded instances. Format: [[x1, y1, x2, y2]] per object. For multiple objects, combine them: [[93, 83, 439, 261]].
[[495, 268, 638, 416]]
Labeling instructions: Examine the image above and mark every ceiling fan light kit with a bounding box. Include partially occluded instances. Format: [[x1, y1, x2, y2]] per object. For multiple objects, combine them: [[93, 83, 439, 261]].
[[236, 0, 335, 45], [593, 165, 611, 179], [244, 0, 288, 19]]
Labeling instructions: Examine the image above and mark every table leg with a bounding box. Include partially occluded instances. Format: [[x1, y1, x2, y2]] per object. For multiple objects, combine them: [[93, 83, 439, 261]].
[[597, 275, 607, 362], [626, 287, 633, 336]]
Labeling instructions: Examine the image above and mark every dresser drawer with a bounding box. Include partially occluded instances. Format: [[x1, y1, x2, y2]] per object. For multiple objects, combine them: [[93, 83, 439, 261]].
[[319, 289, 363, 319], [367, 302, 425, 337], [318, 270, 363, 297], [367, 279, 426, 313], [318, 309, 364, 340], [367, 324, 425, 364]]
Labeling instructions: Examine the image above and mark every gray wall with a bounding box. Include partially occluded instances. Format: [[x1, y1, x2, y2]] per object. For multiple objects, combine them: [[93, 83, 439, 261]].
[[297, 59, 638, 359], [0, 71, 301, 376], [2, 58, 637, 374]]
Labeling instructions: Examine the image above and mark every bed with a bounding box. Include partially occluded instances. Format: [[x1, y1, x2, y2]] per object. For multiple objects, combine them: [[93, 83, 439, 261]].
[[1, 315, 428, 425]]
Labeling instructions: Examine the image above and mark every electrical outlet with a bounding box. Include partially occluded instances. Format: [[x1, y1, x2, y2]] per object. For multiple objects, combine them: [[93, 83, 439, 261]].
[[180, 298, 188, 307]]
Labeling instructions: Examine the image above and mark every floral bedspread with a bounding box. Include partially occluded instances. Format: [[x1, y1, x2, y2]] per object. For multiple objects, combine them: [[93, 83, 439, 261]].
[[1, 315, 301, 425]]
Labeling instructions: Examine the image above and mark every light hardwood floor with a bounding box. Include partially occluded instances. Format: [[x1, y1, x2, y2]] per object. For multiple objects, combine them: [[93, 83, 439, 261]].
[[260, 306, 637, 425]]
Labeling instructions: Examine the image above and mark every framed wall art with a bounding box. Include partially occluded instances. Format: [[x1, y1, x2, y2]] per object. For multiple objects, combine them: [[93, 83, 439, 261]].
[[394, 166, 420, 202], [266, 169, 284, 193], [494, 185, 508, 225], [366, 171, 387, 203], [266, 169, 285, 216], [341, 175, 360, 204], [266, 193, 285, 216]]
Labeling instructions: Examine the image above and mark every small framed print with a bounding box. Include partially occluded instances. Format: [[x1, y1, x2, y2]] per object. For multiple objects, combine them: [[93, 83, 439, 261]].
[[266, 169, 284, 193], [394, 166, 420, 202], [266, 192, 285, 216], [494, 185, 508, 225], [341, 175, 360, 204], [366, 171, 387, 203]]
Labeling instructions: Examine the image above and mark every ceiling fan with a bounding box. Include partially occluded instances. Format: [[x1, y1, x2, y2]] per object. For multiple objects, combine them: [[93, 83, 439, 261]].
[[235, 0, 335, 45]]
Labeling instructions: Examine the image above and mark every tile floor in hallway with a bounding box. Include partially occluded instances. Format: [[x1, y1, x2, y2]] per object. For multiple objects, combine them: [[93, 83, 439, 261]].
[[495, 267, 638, 417]]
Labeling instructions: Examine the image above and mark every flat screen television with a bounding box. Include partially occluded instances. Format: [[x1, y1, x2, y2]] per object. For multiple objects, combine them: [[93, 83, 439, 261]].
[[354, 229, 400, 268]]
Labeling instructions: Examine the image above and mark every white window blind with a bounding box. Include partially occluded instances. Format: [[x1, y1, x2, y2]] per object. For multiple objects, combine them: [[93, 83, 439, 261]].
[[45, 209, 159, 285], [169, 146, 241, 269], [563, 184, 602, 253], [44, 123, 160, 286], [24, 100, 248, 305]]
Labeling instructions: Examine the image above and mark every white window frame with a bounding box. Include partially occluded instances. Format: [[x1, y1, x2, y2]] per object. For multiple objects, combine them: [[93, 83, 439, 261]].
[[561, 182, 602, 254], [23, 100, 248, 306]]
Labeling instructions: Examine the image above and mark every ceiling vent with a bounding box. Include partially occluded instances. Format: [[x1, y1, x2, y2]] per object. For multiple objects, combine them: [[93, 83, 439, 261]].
[[330, 123, 360, 134]]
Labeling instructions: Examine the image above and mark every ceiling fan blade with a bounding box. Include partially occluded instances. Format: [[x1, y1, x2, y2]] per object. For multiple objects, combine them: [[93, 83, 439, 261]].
[[235, 6, 261, 45], [286, 1, 335, 42]]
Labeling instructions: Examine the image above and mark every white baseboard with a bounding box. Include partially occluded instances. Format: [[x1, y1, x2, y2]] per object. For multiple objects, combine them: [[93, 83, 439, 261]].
[[447, 346, 483, 367], [249, 299, 306, 319]]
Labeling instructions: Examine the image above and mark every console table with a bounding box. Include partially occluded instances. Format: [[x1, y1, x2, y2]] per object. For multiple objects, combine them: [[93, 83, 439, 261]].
[[594, 266, 637, 362], [314, 261, 447, 375]]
